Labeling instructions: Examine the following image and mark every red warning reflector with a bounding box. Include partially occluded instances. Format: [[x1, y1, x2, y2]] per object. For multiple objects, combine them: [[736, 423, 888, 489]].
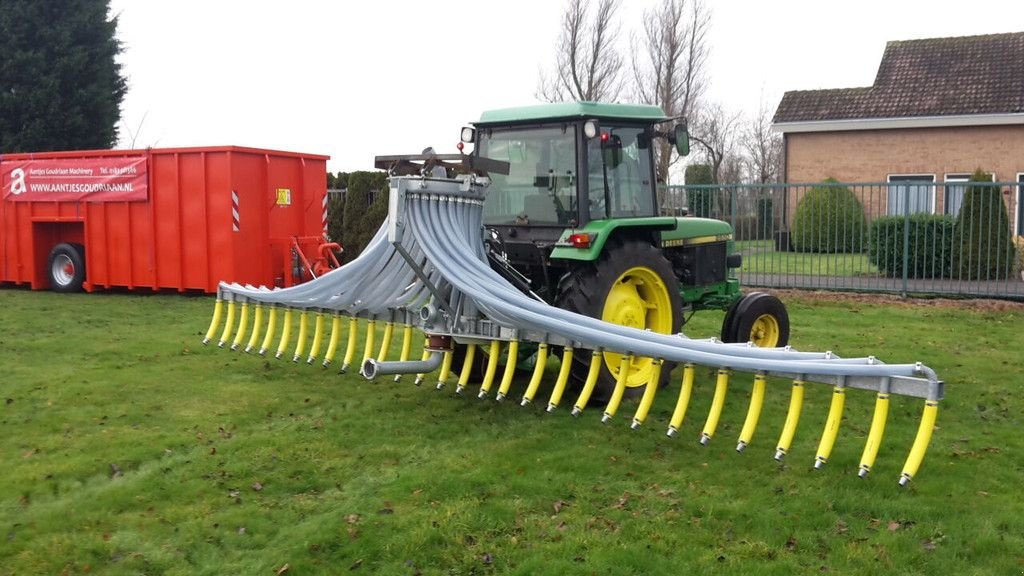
[[568, 232, 591, 249]]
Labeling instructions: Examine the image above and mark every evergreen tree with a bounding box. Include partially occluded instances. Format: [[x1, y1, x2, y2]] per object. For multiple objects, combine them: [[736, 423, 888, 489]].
[[341, 171, 388, 260], [0, 0, 127, 152], [685, 164, 714, 217], [952, 170, 1015, 280]]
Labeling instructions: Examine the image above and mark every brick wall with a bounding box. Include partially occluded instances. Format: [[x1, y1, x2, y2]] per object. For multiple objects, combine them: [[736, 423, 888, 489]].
[[783, 125, 1024, 232]]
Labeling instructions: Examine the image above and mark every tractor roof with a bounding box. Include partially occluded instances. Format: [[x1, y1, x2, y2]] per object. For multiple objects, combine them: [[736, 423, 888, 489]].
[[476, 101, 669, 125]]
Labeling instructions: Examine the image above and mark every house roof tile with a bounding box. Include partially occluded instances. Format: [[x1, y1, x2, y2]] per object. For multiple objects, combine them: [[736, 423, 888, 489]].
[[774, 32, 1024, 123]]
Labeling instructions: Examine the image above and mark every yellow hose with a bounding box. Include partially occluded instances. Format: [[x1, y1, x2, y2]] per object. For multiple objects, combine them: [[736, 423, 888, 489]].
[[218, 300, 237, 347], [307, 312, 326, 363], [899, 401, 938, 486], [858, 392, 890, 477], [360, 320, 377, 370], [631, 358, 663, 429], [496, 340, 520, 400], [231, 302, 250, 351], [377, 321, 395, 362], [275, 308, 293, 359], [436, 349, 454, 389], [774, 380, 805, 460], [521, 343, 549, 405], [601, 354, 633, 422], [259, 306, 278, 355], [341, 317, 359, 372], [478, 340, 501, 398], [455, 343, 477, 395], [414, 347, 432, 385], [667, 364, 696, 437], [395, 324, 414, 382], [700, 369, 731, 445], [322, 314, 342, 367], [814, 386, 846, 469], [202, 298, 224, 344], [546, 347, 574, 411], [572, 350, 603, 415], [245, 304, 263, 353], [736, 373, 767, 452], [292, 310, 310, 362]]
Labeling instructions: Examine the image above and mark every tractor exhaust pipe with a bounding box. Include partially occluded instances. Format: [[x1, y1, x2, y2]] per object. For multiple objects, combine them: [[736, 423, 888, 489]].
[[362, 351, 443, 380]]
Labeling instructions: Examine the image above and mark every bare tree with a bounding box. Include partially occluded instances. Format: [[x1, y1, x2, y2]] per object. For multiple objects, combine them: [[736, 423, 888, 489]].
[[632, 0, 710, 184], [691, 102, 742, 184], [742, 97, 783, 184], [537, 0, 625, 103]]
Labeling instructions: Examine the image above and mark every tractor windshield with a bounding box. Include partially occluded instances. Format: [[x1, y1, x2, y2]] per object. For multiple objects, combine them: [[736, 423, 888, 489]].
[[587, 125, 655, 220], [476, 126, 577, 226]]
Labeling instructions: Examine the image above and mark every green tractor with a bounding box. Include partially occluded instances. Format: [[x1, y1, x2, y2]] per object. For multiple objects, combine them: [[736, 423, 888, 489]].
[[457, 101, 789, 398]]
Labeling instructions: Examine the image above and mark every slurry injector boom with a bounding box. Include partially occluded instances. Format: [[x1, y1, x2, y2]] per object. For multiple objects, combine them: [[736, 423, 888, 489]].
[[203, 160, 944, 486]]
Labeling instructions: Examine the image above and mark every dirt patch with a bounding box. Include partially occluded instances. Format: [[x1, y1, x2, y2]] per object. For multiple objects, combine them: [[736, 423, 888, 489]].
[[757, 288, 1024, 313]]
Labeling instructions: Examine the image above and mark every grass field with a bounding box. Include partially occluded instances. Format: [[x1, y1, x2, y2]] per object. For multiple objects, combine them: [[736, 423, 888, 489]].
[[1, 289, 1023, 575]]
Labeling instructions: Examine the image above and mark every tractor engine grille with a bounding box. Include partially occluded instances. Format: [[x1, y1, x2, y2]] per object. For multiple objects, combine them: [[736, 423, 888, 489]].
[[669, 242, 728, 286]]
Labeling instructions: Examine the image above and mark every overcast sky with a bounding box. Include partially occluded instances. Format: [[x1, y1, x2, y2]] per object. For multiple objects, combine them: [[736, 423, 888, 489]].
[[109, 0, 1024, 173]]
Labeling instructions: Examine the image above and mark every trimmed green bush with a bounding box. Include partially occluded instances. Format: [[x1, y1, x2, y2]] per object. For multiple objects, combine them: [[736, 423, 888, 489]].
[[685, 164, 714, 218], [952, 170, 1015, 280], [868, 214, 956, 278], [790, 179, 867, 253], [341, 171, 389, 261]]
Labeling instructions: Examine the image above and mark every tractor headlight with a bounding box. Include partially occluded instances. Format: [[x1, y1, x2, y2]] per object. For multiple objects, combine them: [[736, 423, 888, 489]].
[[460, 127, 476, 143], [583, 119, 600, 139]]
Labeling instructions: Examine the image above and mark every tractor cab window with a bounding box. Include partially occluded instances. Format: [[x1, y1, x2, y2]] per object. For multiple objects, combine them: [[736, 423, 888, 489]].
[[476, 126, 577, 226], [587, 125, 654, 220]]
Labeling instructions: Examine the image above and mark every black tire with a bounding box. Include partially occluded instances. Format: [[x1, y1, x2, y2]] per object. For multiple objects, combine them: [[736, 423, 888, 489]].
[[721, 292, 789, 347], [556, 238, 682, 403], [47, 243, 86, 293]]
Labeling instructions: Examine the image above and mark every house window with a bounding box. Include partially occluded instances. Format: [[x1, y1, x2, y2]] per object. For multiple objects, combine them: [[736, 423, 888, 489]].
[[887, 175, 934, 215]]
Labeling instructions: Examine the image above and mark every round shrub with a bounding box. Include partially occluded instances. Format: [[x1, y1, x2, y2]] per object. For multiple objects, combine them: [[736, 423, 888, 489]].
[[868, 214, 956, 278], [790, 179, 866, 253]]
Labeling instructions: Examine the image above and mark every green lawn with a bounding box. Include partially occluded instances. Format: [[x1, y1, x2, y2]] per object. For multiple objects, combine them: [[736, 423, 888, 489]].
[[1, 290, 1022, 574], [738, 240, 879, 277]]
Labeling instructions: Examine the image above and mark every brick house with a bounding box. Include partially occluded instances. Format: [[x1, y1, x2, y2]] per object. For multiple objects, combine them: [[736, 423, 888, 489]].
[[773, 31, 1024, 234]]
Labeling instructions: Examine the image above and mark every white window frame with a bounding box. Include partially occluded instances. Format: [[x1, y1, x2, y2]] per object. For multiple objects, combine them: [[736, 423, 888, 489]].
[[943, 172, 995, 217], [886, 174, 936, 215], [1016, 173, 1024, 236]]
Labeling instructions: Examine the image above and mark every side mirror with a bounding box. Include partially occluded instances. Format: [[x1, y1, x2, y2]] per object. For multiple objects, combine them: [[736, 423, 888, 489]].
[[673, 123, 690, 157]]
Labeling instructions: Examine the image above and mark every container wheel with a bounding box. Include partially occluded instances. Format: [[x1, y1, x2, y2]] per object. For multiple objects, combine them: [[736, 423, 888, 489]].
[[721, 292, 789, 348], [47, 243, 86, 293], [557, 238, 681, 401]]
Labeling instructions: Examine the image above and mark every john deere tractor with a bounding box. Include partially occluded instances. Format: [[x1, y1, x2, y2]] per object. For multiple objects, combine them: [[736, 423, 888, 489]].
[[459, 101, 789, 397]]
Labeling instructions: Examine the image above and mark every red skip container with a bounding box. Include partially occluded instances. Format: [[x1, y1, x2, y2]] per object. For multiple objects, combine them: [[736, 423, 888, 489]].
[[0, 146, 336, 293]]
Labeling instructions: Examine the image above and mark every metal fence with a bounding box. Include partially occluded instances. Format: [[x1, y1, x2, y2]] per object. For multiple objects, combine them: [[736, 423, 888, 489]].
[[662, 181, 1024, 300]]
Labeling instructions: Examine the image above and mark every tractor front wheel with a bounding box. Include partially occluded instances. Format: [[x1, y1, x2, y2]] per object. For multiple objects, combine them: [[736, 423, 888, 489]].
[[557, 239, 682, 402], [721, 292, 789, 348]]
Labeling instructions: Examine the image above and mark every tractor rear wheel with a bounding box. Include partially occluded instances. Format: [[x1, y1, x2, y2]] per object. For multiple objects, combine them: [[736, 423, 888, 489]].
[[721, 292, 789, 347], [47, 243, 86, 293], [557, 239, 682, 402]]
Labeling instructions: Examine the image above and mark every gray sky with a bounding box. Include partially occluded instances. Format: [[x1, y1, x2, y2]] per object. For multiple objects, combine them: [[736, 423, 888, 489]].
[[109, 0, 1024, 173]]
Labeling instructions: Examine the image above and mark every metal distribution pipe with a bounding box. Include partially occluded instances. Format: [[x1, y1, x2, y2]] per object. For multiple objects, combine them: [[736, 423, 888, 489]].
[[362, 351, 443, 379]]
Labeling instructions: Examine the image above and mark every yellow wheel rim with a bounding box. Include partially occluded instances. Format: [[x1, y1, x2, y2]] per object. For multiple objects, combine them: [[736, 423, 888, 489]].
[[601, 266, 673, 387], [749, 313, 780, 347]]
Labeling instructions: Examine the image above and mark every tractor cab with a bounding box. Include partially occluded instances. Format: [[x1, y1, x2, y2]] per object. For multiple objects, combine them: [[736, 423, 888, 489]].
[[462, 102, 689, 301]]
